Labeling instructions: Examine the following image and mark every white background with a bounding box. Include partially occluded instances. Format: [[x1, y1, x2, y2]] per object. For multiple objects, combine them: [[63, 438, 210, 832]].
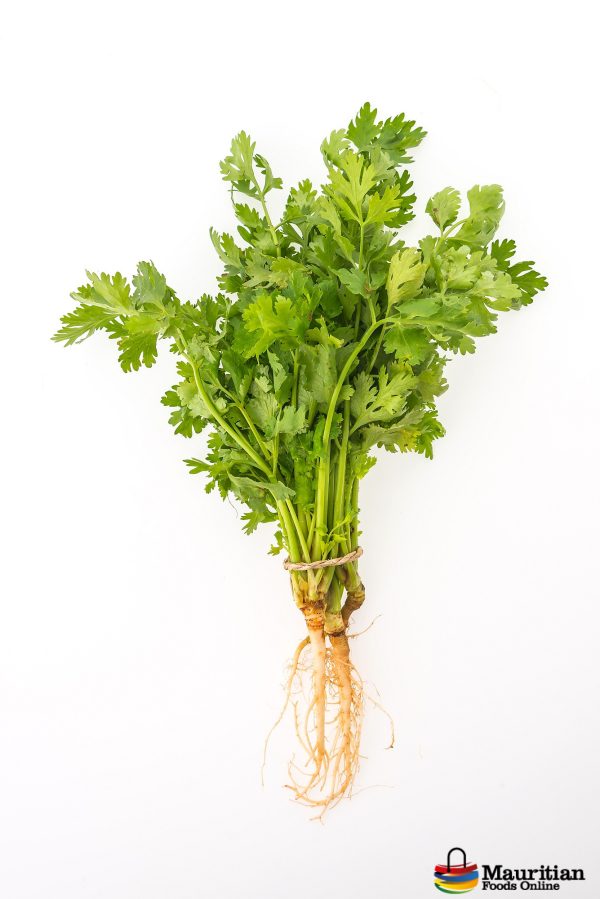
[[1, 1, 599, 897]]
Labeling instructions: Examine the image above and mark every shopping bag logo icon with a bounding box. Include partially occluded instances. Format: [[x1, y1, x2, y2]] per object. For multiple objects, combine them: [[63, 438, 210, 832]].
[[434, 847, 479, 893]]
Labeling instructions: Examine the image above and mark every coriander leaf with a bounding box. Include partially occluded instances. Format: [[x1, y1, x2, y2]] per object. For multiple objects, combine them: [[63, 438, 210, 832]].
[[386, 248, 427, 307], [491, 239, 548, 305], [254, 153, 283, 194], [336, 267, 370, 297], [276, 404, 307, 436], [351, 368, 414, 430], [383, 325, 433, 364], [52, 303, 119, 345], [325, 151, 376, 223], [426, 187, 461, 230], [365, 184, 405, 226], [247, 383, 278, 435], [298, 343, 337, 406], [489, 238, 516, 267], [241, 293, 306, 357], [321, 129, 350, 166], [222, 349, 253, 400], [504, 261, 548, 305], [347, 102, 379, 152], [454, 184, 505, 248], [132, 261, 168, 308], [118, 329, 158, 372], [361, 409, 445, 458], [219, 131, 258, 198], [229, 474, 295, 503]]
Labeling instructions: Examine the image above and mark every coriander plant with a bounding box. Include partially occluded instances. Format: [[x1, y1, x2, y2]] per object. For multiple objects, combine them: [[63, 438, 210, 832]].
[[54, 103, 547, 812]]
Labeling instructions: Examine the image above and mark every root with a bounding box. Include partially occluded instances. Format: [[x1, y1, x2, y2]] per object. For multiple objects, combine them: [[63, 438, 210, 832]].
[[307, 626, 327, 769], [264, 579, 390, 816], [348, 613, 382, 639], [342, 582, 365, 628], [261, 636, 309, 786], [285, 631, 365, 817], [330, 635, 354, 787]]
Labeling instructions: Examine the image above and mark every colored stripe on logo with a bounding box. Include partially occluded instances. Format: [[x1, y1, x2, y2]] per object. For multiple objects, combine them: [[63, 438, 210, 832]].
[[434, 878, 479, 893], [435, 870, 479, 884]]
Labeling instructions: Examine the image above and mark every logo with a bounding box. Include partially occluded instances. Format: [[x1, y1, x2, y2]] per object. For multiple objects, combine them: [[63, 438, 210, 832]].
[[433, 849, 587, 891], [434, 848, 479, 894]]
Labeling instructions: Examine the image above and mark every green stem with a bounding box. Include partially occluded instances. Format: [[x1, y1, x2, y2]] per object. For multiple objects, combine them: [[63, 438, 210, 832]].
[[333, 401, 350, 556], [367, 326, 385, 375], [313, 315, 392, 560], [324, 316, 393, 442], [262, 200, 281, 257], [235, 403, 272, 460], [329, 449, 338, 521], [342, 477, 362, 593], [277, 500, 301, 562], [285, 499, 311, 562], [350, 478, 359, 549], [252, 173, 281, 258], [291, 351, 299, 408], [312, 441, 331, 561], [306, 509, 316, 550], [366, 294, 376, 326]]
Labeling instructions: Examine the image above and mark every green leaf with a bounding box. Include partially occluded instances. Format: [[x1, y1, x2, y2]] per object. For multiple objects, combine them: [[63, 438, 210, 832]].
[[276, 404, 307, 436], [491, 239, 548, 305], [254, 152, 282, 194], [176, 379, 224, 419], [396, 296, 440, 318], [229, 474, 295, 503], [234, 203, 262, 232], [220, 131, 258, 197], [325, 151, 376, 223], [505, 261, 548, 305], [384, 325, 432, 364], [376, 112, 426, 164], [52, 304, 119, 345], [490, 238, 516, 267], [350, 371, 377, 422], [347, 102, 379, 152], [298, 343, 337, 406], [361, 409, 445, 458], [184, 457, 209, 476], [117, 330, 158, 372], [222, 349, 253, 400], [241, 293, 306, 357], [321, 129, 350, 166], [454, 184, 505, 248], [80, 271, 134, 314], [336, 267, 370, 297], [210, 229, 244, 273], [474, 270, 521, 310], [351, 367, 414, 430], [426, 187, 461, 230], [132, 261, 168, 308], [247, 383, 278, 435], [386, 248, 427, 306], [365, 184, 405, 226], [346, 102, 426, 165]]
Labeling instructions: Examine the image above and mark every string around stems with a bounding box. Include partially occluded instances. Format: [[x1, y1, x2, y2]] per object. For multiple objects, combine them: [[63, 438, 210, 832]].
[[283, 546, 363, 572]]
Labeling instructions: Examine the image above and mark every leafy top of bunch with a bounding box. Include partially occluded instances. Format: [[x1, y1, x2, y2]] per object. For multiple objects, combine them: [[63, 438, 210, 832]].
[[54, 102, 547, 553]]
